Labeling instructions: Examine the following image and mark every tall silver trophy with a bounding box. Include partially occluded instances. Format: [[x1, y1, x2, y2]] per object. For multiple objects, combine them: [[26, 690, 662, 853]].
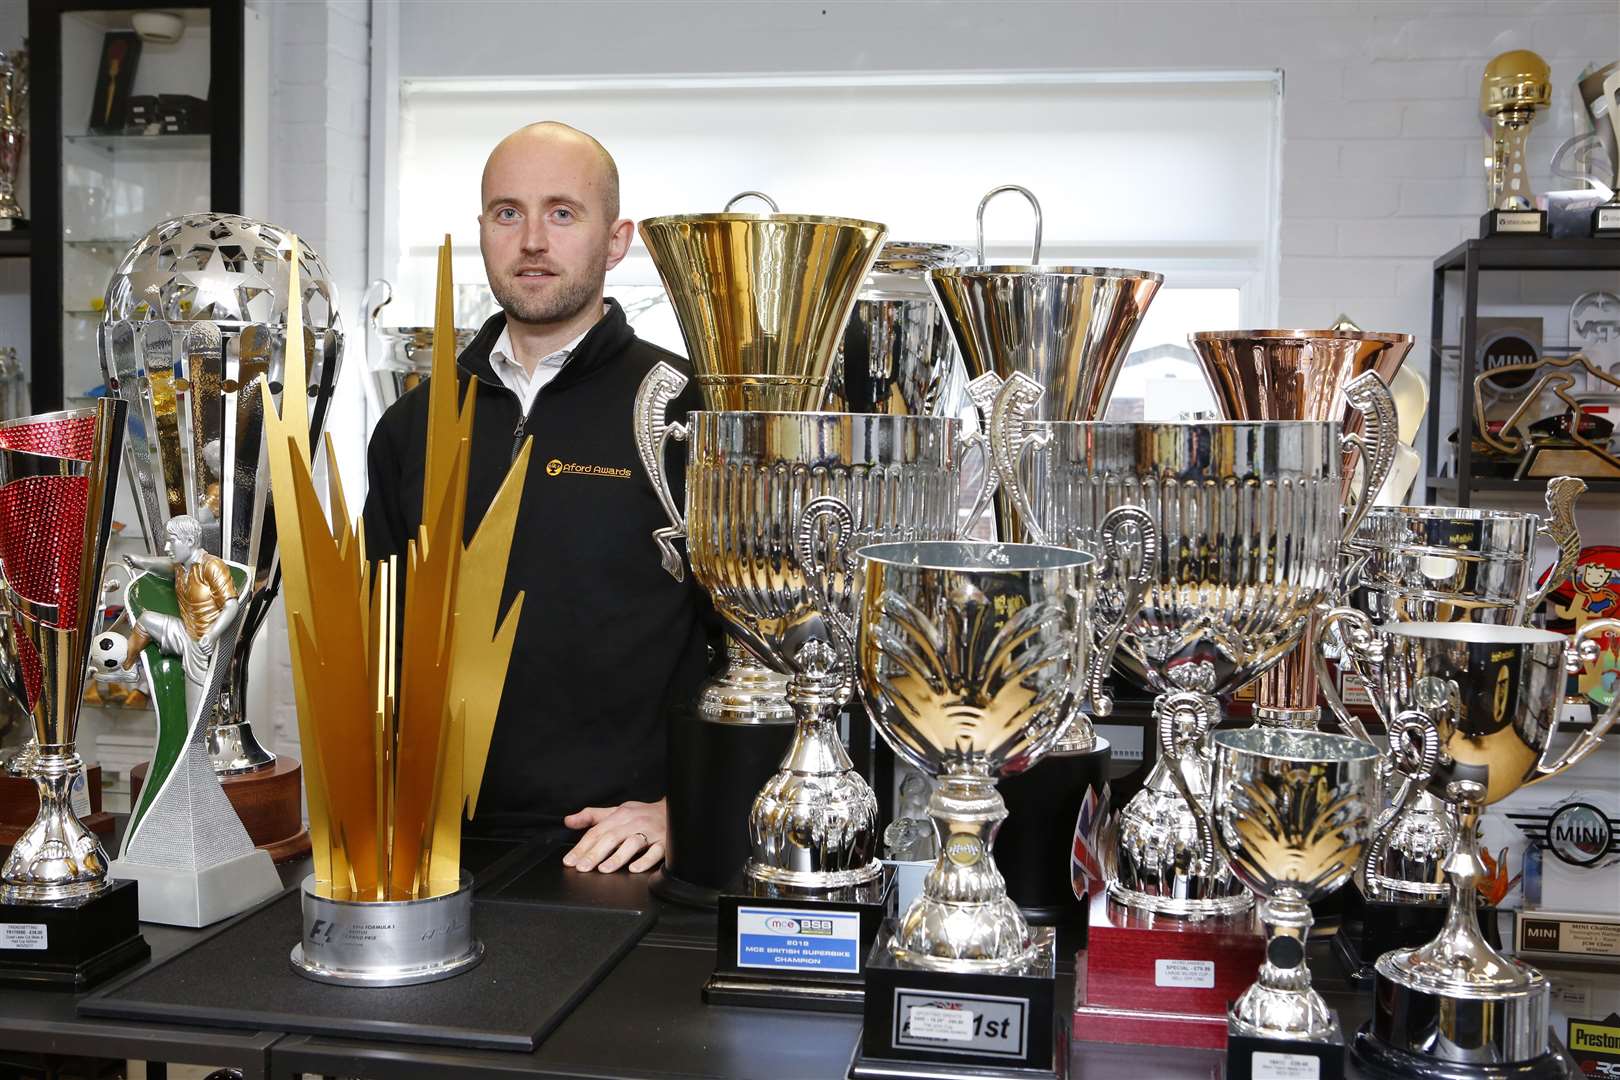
[[989, 378, 1382, 918], [1318, 477, 1585, 972], [0, 48, 27, 231], [1343, 621, 1620, 1079], [101, 214, 344, 778]]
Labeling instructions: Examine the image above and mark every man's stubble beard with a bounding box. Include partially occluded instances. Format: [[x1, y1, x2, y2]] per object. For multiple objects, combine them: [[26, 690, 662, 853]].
[[490, 268, 599, 326]]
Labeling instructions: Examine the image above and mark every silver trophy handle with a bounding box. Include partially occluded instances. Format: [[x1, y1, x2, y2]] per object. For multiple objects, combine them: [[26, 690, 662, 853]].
[[724, 190, 781, 213], [362, 279, 392, 334], [1361, 708, 1441, 891], [632, 362, 691, 581], [1313, 605, 1382, 745], [987, 372, 1050, 544], [1339, 370, 1398, 547], [1542, 617, 1620, 779], [796, 496, 859, 674], [1527, 475, 1586, 614], [1154, 690, 1222, 871], [975, 185, 1043, 264], [1083, 505, 1157, 718], [958, 372, 1005, 538]]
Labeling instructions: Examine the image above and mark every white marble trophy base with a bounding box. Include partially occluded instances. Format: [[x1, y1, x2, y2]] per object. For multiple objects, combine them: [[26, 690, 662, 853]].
[[112, 847, 282, 928]]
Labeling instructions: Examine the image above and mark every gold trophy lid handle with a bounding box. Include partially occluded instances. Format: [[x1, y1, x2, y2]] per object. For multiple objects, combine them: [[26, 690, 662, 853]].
[[975, 185, 1042, 265], [723, 190, 780, 213]]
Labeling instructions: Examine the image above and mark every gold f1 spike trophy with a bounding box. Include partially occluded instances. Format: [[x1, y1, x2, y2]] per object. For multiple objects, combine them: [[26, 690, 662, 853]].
[[265, 237, 529, 986], [1481, 50, 1553, 237]]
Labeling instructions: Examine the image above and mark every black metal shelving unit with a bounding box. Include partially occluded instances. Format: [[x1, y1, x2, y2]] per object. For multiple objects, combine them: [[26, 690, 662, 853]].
[[25, 0, 243, 414], [1425, 237, 1620, 507]]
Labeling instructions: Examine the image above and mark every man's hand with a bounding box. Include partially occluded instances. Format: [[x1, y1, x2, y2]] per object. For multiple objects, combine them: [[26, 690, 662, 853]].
[[561, 798, 666, 873]]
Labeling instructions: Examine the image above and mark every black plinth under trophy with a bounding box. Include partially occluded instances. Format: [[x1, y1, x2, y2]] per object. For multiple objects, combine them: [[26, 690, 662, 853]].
[[1351, 1026, 1572, 1080], [997, 739, 1109, 950], [651, 701, 794, 909], [1480, 207, 1547, 238], [706, 866, 896, 1013], [1333, 883, 1500, 985], [0, 878, 150, 990], [848, 923, 1066, 1080]]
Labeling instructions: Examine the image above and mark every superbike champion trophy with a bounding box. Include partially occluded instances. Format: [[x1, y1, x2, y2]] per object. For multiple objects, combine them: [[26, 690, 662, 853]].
[[635, 197, 994, 1006], [101, 213, 344, 862], [0, 401, 150, 990], [925, 186, 1162, 931], [1334, 620, 1620, 1079], [842, 519, 1153, 1080], [1191, 329, 1408, 733], [268, 239, 522, 986], [1480, 49, 1553, 237], [1318, 476, 1585, 981], [0, 47, 27, 232], [1168, 725, 1380, 1079], [989, 378, 1390, 1049]]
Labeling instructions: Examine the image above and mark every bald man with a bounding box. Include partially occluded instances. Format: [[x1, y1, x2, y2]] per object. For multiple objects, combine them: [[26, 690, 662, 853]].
[[363, 123, 716, 873]]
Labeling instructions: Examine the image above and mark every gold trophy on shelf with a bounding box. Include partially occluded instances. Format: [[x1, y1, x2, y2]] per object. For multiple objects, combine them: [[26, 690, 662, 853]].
[[266, 237, 527, 986], [1480, 49, 1553, 238]]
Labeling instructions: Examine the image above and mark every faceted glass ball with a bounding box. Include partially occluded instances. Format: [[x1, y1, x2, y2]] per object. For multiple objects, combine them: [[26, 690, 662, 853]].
[[103, 213, 340, 329]]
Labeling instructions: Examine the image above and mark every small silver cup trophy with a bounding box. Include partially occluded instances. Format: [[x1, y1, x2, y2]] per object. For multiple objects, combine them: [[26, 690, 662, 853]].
[[843, 529, 1150, 1080], [1345, 621, 1620, 1080]]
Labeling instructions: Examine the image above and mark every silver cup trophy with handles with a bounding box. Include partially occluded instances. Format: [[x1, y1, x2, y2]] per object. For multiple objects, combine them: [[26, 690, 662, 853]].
[[1340, 620, 1620, 1079]]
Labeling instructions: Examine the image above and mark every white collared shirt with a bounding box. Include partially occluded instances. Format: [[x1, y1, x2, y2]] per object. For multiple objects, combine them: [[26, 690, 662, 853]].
[[487, 308, 604, 415]]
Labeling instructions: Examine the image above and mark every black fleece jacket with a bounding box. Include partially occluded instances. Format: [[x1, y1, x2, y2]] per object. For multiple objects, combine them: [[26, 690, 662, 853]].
[[362, 299, 716, 839]]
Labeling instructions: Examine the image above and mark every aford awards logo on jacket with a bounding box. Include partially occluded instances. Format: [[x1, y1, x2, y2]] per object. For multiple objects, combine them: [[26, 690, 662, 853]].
[[545, 458, 631, 480]]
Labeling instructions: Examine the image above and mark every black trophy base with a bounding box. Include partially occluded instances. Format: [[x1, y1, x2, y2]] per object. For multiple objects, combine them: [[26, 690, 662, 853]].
[[1480, 208, 1547, 238], [850, 923, 1065, 1080], [705, 865, 896, 1013], [1350, 1027, 1571, 1080], [1333, 882, 1499, 985], [0, 878, 149, 991], [648, 868, 721, 910], [1227, 1019, 1345, 1080], [1594, 202, 1620, 236]]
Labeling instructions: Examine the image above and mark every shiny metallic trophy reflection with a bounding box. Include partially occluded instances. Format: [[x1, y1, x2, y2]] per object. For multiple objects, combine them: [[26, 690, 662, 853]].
[[851, 530, 1152, 969], [1480, 49, 1553, 237], [101, 214, 344, 776], [1344, 621, 1620, 1079], [1170, 725, 1379, 1072], [1191, 328, 1406, 730], [637, 373, 970, 889], [362, 279, 479, 412], [639, 193, 891, 729], [0, 402, 126, 901], [926, 186, 1162, 541], [1321, 476, 1584, 912], [0, 47, 27, 231], [989, 381, 1366, 917]]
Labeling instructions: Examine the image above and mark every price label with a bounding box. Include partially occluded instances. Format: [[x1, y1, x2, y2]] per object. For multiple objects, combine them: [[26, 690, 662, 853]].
[[1252, 1050, 1320, 1080], [1155, 957, 1215, 988], [894, 989, 1028, 1059], [70, 764, 92, 819], [1, 923, 47, 950], [907, 1006, 975, 1041]]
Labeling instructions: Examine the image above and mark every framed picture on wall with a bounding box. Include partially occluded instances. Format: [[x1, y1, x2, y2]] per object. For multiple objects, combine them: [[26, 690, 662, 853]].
[[88, 31, 142, 134]]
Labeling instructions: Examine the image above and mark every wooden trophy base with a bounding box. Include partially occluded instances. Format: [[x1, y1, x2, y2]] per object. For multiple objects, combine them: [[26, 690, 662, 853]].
[[0, 766, 115, 847], [131, 756, 310, 863], [1072, 892, 1265, 1050]]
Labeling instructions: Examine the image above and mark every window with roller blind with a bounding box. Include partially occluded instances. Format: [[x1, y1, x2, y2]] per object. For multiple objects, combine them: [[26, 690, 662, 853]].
[[387, 71, 1281, 420]]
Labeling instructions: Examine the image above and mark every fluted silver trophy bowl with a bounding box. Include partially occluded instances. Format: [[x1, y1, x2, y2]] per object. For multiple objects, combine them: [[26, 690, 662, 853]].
[[100, 213, 344, 775], [847, 527, 1152, 971], [1339, 621, 1620, 1075], [1321, 475, 1585, 903], [635, 363, 975, 889], [984, 375, 1348, 917]]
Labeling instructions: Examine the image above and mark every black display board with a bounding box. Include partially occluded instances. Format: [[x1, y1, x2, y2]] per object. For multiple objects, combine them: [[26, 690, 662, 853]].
[[78, 890, 654, 1052]]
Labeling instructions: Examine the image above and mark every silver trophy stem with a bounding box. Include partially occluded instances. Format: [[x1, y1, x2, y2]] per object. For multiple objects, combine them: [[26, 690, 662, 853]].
[[0, 749, 110, 903], [745, 666, 880, 889], [698, 636, 791, 725], [207, 648, 278, 773], [1230, 894, 1336, 1041]]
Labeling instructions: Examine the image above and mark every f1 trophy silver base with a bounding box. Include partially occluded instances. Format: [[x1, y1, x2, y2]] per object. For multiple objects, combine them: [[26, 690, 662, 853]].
[[290, 872, 482, 988], [111, 847, 280, 929]]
